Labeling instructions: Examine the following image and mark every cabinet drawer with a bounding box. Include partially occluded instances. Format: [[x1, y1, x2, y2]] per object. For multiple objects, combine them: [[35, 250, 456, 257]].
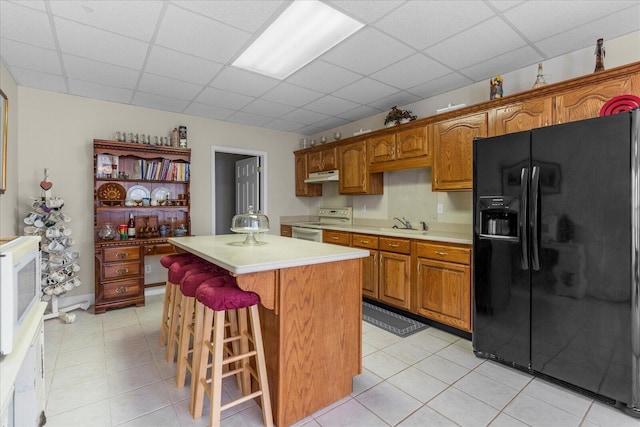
[[143, 243, 174, 256], [352, 234, 378, 249], [280, 225, 292, 237], [103, 261, 141, 280], [323, 230, 351, 246], [379, 237, 411, 254], [416, 242, 470, 264], [102, 279, 142, 301], [103, 246, 140, 262]]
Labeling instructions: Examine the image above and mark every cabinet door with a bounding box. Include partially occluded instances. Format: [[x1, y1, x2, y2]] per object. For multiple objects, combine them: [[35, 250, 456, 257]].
[[554, 76, 634, 124], [321, 146, 337, 170], [492, 97, 553, 136], [361, 250, 379, 300], [396, 126, 428, 160], [307, 151, 323, 173], [368, 134, 396, 163], [432, 112, 487, 191], [378, 251, 411, 310], [416, 258, 471, 332], [338, 140, 382, 194], [295, 152, 322, 197], [280, 225, 292, 237]]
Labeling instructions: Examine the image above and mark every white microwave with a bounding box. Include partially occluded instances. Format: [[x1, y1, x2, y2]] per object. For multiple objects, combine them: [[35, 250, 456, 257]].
[[0, 236, 41, 356]]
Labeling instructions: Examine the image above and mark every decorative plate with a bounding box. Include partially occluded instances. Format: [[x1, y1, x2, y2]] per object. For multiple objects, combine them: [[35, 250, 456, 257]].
[[150, 186, 171, 201], [97, 183, 126, 203], [126, 185, 150, 201]]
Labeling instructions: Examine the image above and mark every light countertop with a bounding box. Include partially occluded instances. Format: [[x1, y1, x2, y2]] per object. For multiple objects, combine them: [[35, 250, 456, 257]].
[[281, 222, 472, 245], [168, 234, 369, 274]]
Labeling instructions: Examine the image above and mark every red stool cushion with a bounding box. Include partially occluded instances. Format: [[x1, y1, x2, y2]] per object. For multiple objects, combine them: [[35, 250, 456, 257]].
[[180, 270, 229, 297], [160, 253, 198, 268], [168, 260, 212, 284], [195, 278, 260, 311]]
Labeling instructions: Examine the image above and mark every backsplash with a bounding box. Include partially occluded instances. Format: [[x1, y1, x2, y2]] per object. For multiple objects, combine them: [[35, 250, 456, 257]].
[[319, 169, 473, 227]]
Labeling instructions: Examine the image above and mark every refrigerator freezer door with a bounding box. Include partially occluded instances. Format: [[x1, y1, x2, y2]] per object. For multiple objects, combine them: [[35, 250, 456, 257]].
[[531, 112, 632, 405], [473, 131, 531, 368]]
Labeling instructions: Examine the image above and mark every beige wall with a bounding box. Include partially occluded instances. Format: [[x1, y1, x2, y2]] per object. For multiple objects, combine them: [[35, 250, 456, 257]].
[[15, 88, 310, 304], [0, 62, 20, 236]]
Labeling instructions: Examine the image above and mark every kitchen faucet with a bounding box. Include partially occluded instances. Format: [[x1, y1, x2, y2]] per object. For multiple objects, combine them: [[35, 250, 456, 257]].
[[393, 217, 414, 229], [420, 221, 428, 231]]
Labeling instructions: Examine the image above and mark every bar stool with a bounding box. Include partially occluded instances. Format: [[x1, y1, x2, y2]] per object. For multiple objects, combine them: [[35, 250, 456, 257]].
[[175, 267, 229, 390], [166, 260, 214, 363], [192, 279, 273, 427], [159, 253, 198, 346]]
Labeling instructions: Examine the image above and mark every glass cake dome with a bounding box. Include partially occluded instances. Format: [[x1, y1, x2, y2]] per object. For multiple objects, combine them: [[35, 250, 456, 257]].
[[230, 206, 270, 245]]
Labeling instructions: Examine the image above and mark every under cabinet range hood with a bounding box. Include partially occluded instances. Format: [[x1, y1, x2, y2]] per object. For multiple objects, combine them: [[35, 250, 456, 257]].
[[304, 170, 339, 183]]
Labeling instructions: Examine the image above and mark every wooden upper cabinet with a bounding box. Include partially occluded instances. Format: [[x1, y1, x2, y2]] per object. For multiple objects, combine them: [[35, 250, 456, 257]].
[[338, 140, 383, 195], [369, 134, 396, 163], [369, 126, 430, 172], [294, 152, 322, 197], [433, 112, 487, 191], [491, 97, 553, 136], [308, 146, 337, 173], [554, 75, 637, 124]]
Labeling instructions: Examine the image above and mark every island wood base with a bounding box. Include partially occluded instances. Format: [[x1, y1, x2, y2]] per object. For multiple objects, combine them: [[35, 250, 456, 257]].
[[235, 258, 362, 427]]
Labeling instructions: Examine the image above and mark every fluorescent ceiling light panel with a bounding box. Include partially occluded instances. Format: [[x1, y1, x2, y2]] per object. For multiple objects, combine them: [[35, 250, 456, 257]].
[[232, 0, 363, 79]]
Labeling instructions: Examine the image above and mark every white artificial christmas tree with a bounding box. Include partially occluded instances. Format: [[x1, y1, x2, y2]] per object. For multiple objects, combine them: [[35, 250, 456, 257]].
[[23, 169, 89, 323]]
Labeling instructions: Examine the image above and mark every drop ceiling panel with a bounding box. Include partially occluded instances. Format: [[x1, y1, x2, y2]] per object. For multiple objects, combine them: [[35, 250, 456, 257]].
[[332, 78, 399, 105], [286, 60, 362, 94], [371, 54, 451, 90], [226, 111, 272, 127], [241, 99, 295, 119], [1, 40, 61, 75], [304, 95, 361, 116], [281, 108, 330, 125], [137, 73, 203, 101], [63, 55, 139, 89], [132, 91, 189, 113], [68, 79, 133, 104], [262, 83, 324, 107], [195, 87, 254, 110], [209, 67, 279, 97], [155, 4, 251, 63], [176, 0, 287, 33], [407, 72, 474, 99], [426, 17, 527, 70], [322, 28, 415, 75], [49, 0, 164, 41], [327, 0, 403, 24], [460, 45, 542, 82], [54, 18, 149, 69], [144, 46, 224, 85], [368, 91, 421, 111], [375, 1, 495, 50], [0, 2, 56, 49], [183, 102, 234, 121], [8, 67, 67, 92]]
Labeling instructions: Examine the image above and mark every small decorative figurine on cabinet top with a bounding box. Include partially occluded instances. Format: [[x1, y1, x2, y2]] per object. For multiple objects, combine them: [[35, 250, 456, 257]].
[[490, 76, 503, 100], [594, 38, 605, 72]]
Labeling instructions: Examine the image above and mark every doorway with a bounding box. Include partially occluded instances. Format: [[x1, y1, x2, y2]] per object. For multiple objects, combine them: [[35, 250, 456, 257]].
[[211, 147, 267, 235]]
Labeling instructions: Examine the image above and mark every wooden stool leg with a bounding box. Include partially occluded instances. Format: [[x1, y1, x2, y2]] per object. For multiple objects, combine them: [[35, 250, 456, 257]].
[[159, 281, 173, 346], [166, 290, 183, 363], [209, 310, 226, 427], [191, 304, 213, 419], [237, 307, 251, 395], [176, 295, 195, 388], [249, 305, 274, 427]]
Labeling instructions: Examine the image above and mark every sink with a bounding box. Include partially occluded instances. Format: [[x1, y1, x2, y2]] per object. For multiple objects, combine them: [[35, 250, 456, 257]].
[[376, 227, 427, 235]]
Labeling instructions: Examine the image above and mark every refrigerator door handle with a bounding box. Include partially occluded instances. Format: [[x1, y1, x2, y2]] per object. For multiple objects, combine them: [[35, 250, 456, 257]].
[[531, 165, 541, 271], [520, 167, 529, 270]]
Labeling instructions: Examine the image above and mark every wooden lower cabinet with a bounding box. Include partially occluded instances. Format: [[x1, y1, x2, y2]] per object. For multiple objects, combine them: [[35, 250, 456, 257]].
[[323, 230, 351, 246], [377, 237, 411, 310], [414, 242, 472, 332], [280, 224, 292, 237], [95, 242, 145, 314], [352, 234, 379, 299]]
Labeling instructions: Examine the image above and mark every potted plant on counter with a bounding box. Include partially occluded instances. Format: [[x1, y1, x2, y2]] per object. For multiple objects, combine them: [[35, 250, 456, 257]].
[[384, 106, 417, 127]]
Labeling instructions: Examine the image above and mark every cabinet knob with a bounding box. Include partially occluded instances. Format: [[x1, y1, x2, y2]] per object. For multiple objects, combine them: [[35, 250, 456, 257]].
[[115, 286, 129, 294], [116, 252, 129, 259], [117, 268, 129, 275]]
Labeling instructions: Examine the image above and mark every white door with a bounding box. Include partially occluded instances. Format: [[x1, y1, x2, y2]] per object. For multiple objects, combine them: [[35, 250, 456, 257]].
[[236, 157, 260, 214]]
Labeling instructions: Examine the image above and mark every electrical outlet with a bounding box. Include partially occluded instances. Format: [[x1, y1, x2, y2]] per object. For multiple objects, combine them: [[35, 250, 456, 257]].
[[145, 265, 151, 274], [437, 203, 443, 214]]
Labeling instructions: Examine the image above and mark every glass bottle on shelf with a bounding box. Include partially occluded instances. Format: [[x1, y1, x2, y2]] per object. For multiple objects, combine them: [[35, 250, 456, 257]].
[[532, 63, 547, 89], [128, 213, 136, 238]]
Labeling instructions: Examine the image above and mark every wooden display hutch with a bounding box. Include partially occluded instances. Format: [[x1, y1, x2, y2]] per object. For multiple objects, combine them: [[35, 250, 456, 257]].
[[93, 140, 191, 313]]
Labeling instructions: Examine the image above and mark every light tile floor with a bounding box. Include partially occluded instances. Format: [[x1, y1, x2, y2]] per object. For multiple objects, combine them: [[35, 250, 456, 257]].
[[43, 293, 640, 427]]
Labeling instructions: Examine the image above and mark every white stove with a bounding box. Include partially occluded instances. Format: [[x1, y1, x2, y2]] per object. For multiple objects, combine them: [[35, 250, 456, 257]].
[[291, 207, 352, 242]]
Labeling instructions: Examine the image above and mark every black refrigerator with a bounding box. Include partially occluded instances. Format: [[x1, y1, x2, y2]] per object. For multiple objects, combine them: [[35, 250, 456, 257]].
[[472, 109, 640, 414]]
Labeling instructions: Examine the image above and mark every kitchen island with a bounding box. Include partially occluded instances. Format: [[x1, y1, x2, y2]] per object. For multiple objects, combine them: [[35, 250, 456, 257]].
[[168, 234, 369, 427]]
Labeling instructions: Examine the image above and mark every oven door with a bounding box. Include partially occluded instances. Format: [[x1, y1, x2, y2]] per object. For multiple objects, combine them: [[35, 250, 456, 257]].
[[291, 226, 323, 242]]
